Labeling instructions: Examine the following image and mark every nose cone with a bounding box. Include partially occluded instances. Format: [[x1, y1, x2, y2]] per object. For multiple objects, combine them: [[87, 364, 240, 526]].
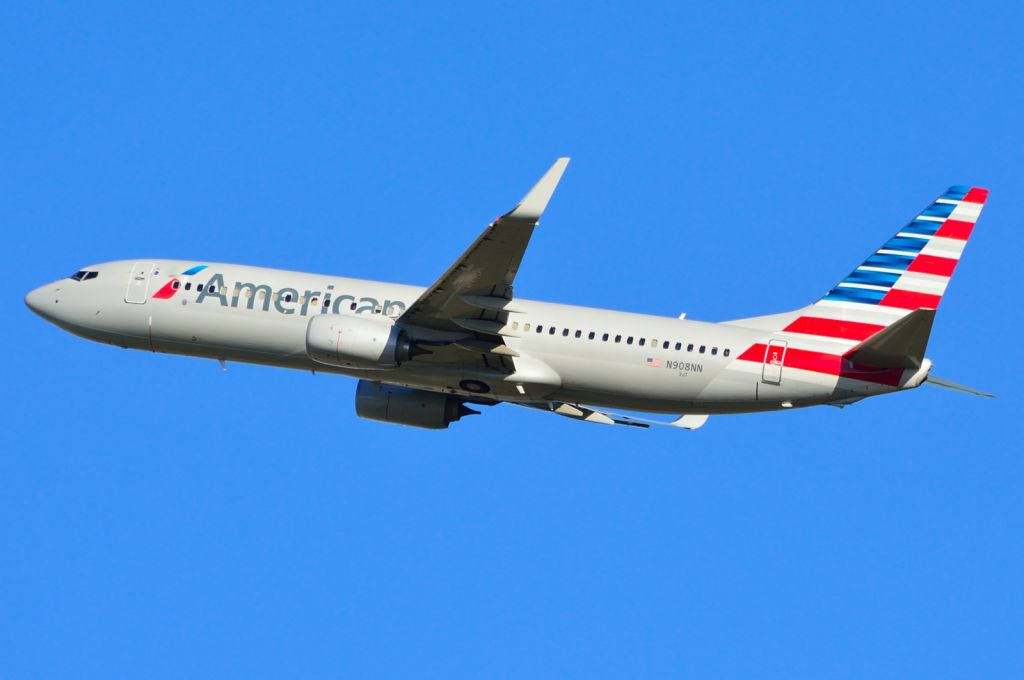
[[25, 282, 66, 324], [25, 285, 50, 318]]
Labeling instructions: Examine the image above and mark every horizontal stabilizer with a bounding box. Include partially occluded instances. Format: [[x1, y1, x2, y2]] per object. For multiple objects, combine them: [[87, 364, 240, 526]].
[[844, 308, 935, 369], [926, 374, 995, 398]]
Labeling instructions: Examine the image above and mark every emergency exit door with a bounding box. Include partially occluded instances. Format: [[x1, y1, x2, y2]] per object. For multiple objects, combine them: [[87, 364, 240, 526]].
[[761, 339, 787, 385]]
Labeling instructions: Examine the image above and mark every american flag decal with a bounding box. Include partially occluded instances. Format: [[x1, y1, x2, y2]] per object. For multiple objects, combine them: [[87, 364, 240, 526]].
[[644, 357, 662, 368]]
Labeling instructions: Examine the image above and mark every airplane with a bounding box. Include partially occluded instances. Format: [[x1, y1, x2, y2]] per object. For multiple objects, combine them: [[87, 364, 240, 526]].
[[25, 159, 993, 429]]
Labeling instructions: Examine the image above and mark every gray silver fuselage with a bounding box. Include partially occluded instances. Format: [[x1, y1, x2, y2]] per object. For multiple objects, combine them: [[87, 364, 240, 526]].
[[25, 259, 913, 415]]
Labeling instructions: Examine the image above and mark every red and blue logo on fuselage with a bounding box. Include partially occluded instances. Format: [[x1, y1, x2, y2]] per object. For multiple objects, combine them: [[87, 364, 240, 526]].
[[151, 264, 208, 299]]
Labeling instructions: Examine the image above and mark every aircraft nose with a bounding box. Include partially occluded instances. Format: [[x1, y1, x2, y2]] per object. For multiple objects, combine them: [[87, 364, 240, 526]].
[[25, 283, 58, 321]]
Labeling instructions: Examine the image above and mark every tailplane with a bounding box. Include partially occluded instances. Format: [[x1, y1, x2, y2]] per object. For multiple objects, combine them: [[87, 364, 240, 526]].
[[843, 308, 934, 369], [925, 374, 995, 398]]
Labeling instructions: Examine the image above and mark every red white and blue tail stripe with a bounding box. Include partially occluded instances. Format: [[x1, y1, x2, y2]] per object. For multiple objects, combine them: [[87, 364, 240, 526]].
[[818, 186, 987, 312], [777, 185, 988, 343], [729, 186, 987, 388]]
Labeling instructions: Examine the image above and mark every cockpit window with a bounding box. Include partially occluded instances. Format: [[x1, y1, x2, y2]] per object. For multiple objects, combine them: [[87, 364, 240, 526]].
[[84, 271, 98, 280], [69, 271, 87, 281], [69, 270, 99, 281]]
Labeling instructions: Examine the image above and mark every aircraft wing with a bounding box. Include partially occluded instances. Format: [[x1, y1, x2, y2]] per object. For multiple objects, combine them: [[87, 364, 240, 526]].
[[513, 401, 710, 430], [397, 158, 570, 336]]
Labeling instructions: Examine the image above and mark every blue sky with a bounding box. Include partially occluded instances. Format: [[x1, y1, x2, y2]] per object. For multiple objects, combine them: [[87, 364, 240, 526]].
[[2, 2, 1022, 677]]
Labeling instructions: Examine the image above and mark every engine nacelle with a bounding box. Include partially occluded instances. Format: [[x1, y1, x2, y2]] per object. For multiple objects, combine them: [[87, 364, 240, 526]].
[[355, 380, 478, 429], [306, 314, 422, 369]]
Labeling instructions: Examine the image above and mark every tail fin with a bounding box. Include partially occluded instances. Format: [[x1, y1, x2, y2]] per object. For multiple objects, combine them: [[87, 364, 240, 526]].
[[730, 186, 988, 344], [818, 185, 988, 311]]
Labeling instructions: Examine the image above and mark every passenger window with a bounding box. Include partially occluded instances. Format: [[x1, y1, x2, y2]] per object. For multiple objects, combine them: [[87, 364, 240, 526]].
[[588, 332, 595, 340], [711, 347, 718, 356], [284, 293, 292, 302], [639, 338, 646, 346], [524, 323, 531, 332], [374, 304, 382, 314], [562, 328, 569, 337], [723, 349, 731, 357], [172, 281, 181, 290], [626, 336, 633, 345], [699, 345, 706, 354], [350, 302, 357, 310], [674, 342, 681, 350], [512, 321, 519, 330], [549, 327, 556, 335], [615, 335, 622, 343], [197, 284, 203, 292], [574, 330, 582, 338], [602, 333, 609, 341], [185, 282, 192, 291], [651, 338, 657, 347], [537, 325, 544, 333], [687, 343, 693, 352]]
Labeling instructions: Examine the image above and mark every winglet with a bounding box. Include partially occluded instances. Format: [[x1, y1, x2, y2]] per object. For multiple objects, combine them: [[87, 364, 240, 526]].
[[505, 157, 570, 220]]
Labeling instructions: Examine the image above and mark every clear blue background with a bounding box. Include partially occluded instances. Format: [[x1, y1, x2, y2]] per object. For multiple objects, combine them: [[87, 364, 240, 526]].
[[2, 3, 1021, 677]]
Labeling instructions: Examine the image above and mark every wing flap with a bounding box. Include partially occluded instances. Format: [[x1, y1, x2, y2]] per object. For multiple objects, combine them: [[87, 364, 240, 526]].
[[514, 401, 710, 430]]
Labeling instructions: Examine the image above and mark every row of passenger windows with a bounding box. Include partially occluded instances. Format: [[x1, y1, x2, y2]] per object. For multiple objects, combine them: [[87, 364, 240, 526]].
[[173, 280, 393, 313], [510, 321, 731, 357]]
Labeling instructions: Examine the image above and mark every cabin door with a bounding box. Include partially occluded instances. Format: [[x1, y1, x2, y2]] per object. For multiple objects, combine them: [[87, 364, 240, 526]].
[[125, 262, 155, 304], [761, 339, 787, 385]]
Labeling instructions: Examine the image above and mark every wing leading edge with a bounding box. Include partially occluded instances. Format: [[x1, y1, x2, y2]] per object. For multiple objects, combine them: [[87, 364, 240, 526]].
[[397, 158, 570, 335]]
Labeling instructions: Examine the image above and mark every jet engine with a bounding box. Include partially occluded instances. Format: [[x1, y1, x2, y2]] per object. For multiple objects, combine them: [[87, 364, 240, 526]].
[[355, 380, 478, 429], [306, 314, 426, 369]]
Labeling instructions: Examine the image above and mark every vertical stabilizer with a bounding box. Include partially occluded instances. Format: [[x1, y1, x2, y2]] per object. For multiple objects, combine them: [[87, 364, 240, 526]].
[[729, 186, 988, 348]]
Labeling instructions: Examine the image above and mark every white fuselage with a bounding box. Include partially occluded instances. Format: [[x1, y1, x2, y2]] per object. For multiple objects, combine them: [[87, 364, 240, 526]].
[[26, 259, 919, 415]]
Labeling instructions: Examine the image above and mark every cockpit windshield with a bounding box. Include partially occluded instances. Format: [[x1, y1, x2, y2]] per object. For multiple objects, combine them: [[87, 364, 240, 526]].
[[69, 270, 99, 281]]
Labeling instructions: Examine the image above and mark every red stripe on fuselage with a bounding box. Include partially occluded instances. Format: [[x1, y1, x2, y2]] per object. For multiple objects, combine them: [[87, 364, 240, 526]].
[[737, 343, 905, 386], [783, 316, 885, 341], [907, 254, 957, 277]]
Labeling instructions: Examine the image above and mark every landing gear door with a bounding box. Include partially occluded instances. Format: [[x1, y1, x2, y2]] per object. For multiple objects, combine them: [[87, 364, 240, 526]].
[[125, 262, 155, 304], [761, 339, 787, 385]]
